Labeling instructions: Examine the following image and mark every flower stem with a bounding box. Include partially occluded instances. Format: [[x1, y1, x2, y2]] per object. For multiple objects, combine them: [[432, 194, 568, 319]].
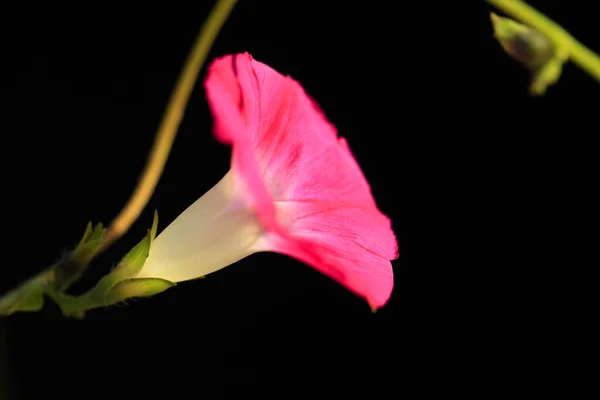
[[486, 0, 600, 84], [102, 0, 239, 249]]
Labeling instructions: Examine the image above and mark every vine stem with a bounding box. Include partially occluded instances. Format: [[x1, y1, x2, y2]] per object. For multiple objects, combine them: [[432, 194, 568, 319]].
[[102, 0, 239, 249], [486, 0, 600, 83]]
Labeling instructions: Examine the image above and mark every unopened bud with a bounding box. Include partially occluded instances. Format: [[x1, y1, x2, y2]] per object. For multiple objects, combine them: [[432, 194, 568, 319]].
[[490, 12, 567, 95]]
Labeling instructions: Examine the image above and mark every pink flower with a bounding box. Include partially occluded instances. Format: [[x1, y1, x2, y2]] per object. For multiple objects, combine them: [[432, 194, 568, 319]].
[[137, 53, 398, 309]]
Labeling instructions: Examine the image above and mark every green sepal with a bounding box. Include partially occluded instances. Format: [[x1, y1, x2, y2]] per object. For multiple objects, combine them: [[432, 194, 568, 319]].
[[78, 222, 94, 247], [150, 210, 158, 244], [53, 277, 175, 319], [104, 278, 175, 305], [54, 222, 106, 292], [2, 212, 167, 318], [96, 211, 158, 292]]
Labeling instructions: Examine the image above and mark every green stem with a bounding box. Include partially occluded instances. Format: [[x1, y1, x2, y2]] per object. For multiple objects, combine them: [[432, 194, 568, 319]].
[[45, 290, 98, 319], [486, 0, 600, 83], [102, 0, 239, 249], [0, 269, 53, 314]]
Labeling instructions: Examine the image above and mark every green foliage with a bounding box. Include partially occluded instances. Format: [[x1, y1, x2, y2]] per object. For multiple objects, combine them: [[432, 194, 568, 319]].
[[1, 211, 173, 319], [54, 211, 174, 318]]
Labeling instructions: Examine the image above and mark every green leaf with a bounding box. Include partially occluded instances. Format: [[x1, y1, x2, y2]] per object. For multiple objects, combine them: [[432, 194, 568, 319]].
[[113, 233, 150, 279]]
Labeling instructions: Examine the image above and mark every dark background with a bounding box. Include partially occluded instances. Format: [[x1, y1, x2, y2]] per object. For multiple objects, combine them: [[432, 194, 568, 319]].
[[0, 1, 596, 398]]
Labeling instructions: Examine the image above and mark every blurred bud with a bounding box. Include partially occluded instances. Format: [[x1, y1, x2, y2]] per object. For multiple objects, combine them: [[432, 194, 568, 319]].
[[54, 222, 106, 291], [490, 12, 554, 70], [490, 12, 566, 95]]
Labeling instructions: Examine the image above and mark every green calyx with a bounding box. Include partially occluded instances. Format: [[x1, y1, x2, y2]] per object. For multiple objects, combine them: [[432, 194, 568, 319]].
[[0, 211, 174, 319]]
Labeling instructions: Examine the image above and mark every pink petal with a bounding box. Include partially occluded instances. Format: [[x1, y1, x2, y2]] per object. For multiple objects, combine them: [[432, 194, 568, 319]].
[[204, 53, 398, 309], [204, 54, 279, 231], [267, 200, 396, 309]]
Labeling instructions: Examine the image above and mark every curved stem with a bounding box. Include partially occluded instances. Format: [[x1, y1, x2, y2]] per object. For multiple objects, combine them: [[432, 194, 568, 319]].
[[102, 0, 239, 249], [1, 0, 238, 318], [486, 0, 600, 83]]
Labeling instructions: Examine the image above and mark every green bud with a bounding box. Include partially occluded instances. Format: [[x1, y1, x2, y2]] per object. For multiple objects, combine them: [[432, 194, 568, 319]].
[[491, 13, 554, 69], [490, 12, 567, 95], [530, 57, 564, 95]]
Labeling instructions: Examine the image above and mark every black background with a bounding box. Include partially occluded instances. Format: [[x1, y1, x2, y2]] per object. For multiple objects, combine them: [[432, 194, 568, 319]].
[[0, 1, 596, 398]]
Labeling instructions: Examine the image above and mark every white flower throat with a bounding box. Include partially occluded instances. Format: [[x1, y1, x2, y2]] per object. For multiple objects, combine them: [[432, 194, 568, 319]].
[[136, 170, 264, 282]]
